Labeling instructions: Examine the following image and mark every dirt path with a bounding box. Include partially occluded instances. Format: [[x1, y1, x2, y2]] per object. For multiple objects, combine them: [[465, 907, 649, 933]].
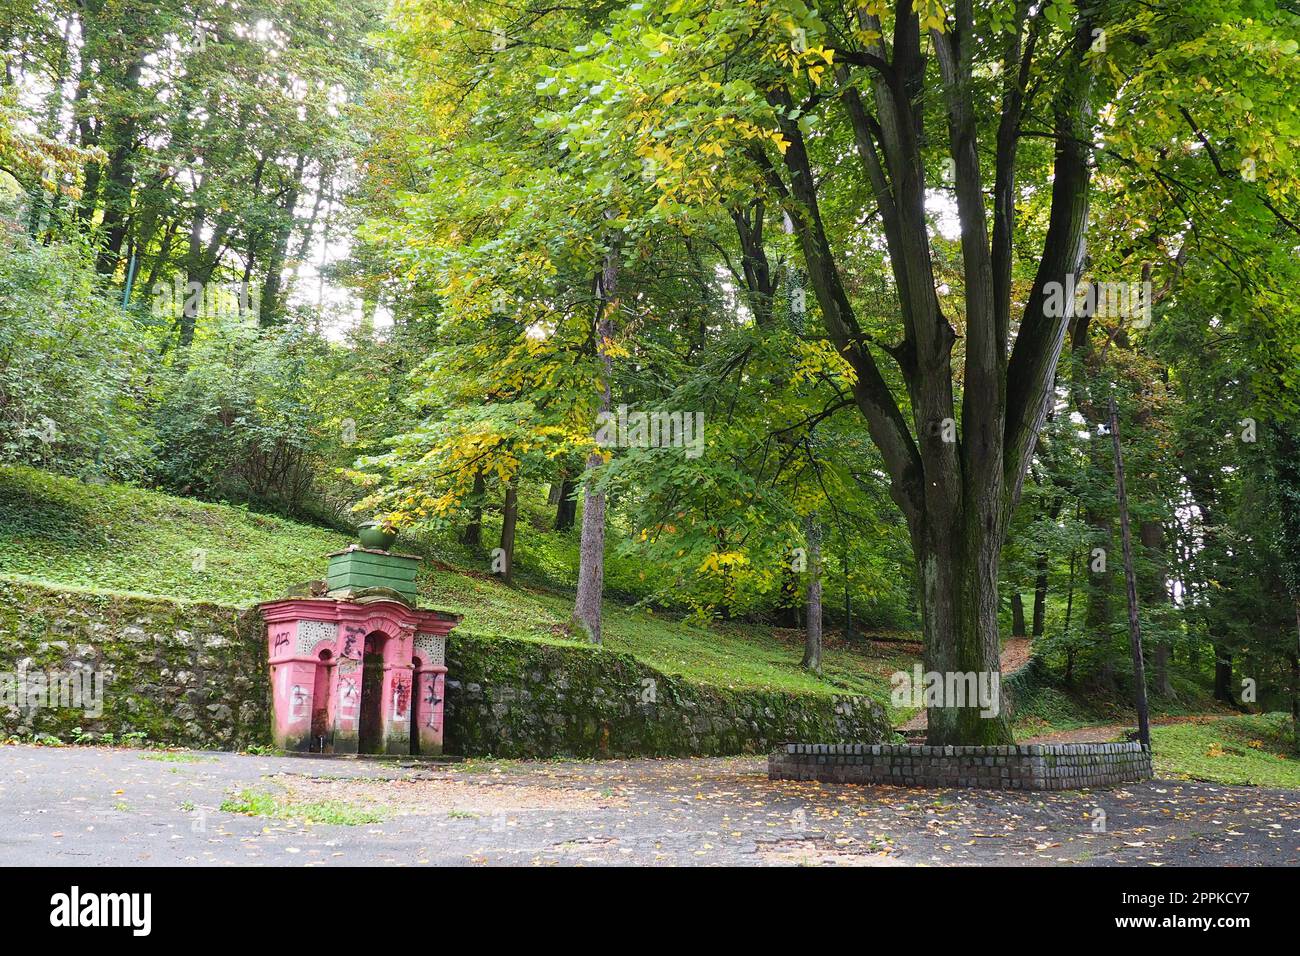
[[898, 636, 1033, 733], [894, 639, 1225, 741]]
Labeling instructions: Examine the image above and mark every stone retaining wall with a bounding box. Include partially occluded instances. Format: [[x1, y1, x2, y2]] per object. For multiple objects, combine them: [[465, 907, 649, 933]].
[[443, 632, 892, 758], [0, 578, 894, 758], [770, 741, 1153, 790], [0, 578, 268, 749]]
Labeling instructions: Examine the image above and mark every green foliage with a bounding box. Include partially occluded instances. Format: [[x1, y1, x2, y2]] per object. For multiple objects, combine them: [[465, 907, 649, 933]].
[[149, 320, 389, 517], [0, 464, 348, 605], [0, 229, 153, 480], [598, 320, 916, 627]]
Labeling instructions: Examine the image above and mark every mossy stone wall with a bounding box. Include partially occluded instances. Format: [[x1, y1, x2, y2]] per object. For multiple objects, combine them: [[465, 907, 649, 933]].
[[444, 632, 891, 758], [0, 578, 269, 748], [0, 579, 892, 757]]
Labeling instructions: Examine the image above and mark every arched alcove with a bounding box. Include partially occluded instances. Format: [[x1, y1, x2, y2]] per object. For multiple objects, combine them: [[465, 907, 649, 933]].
[[358, 632, 388, 754]]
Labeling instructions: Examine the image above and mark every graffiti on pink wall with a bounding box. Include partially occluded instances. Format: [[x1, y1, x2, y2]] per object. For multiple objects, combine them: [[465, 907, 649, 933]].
[[336, 659, 360, 730], [269, 623, 293, 657], [426, 674, 445, 734], [341, 624, 364, 661], [258, 597, 458, 756]]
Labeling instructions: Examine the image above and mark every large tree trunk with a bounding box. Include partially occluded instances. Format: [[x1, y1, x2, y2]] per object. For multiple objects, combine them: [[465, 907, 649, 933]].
[[1011, 592, 1027, 638], [497, 480, 518, 585], [461, 469, 485, 549], [919, 519, 1014, 746], [554, 476, 577, 531], [571, 234, 619, 644], [801, 516, 823, 673]]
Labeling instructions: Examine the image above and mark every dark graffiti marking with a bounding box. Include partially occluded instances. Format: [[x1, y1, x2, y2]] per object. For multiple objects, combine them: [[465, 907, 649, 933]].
[[340, 676, 358, 703], [273, 632, 290, 654], [423, 679, 443, 728], [342, 625, 365, 660]]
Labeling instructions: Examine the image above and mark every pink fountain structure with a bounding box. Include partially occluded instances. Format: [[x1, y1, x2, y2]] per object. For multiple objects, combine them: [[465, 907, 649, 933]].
[[258, 535, 459, 756]]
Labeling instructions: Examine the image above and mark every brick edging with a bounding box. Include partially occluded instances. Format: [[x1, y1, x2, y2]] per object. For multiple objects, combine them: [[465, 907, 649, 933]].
[[769, 741, 1152, 790]]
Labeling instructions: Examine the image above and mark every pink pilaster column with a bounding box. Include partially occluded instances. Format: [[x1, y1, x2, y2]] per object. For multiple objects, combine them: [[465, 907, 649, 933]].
[[332, 658, 362, 753], [268, 621, 315, 751], [414, 665, 447, 755]]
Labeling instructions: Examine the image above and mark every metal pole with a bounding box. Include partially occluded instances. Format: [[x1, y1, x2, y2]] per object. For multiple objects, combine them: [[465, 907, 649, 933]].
[[1108, 393, 1151, 748], [121, 252, 137, 309]]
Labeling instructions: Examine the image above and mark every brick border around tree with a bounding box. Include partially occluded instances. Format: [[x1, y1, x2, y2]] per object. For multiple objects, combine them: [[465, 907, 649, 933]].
[[769, 741, 1153, 790]]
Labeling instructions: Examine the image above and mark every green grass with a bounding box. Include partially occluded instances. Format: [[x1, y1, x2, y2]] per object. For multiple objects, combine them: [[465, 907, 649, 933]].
[[0, 464, 916, 702], [1150, 714, 1300, 788], [1011, 698, 1300, 788], [140, 752, 216, 764], [219, 788, 386, 825], [1011, 681, 1228, 739], [0, 464, 348, 605], [423, 562, 917, 700]]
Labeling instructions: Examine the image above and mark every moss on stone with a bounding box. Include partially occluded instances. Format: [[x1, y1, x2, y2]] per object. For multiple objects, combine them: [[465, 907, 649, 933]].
[[0, 578, 270, 749], [1, 579, 890, 758], [442, 631, 891, 759]]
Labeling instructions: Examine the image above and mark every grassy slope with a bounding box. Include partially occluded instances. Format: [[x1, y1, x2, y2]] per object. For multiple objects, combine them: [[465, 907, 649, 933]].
[[1011, 683, 1227, 738], [1150, 715, 1300, 788], [0, 465, 914, 702], [1012, 682, 1300, 787]]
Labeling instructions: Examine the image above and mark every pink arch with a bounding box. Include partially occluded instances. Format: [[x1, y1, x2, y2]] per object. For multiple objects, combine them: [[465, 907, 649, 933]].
[[360, 614, 410, 641]]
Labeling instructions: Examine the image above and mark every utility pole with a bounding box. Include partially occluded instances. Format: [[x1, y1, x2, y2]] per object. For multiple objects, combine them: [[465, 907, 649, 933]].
[[1108, 393, 1151, 748]]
